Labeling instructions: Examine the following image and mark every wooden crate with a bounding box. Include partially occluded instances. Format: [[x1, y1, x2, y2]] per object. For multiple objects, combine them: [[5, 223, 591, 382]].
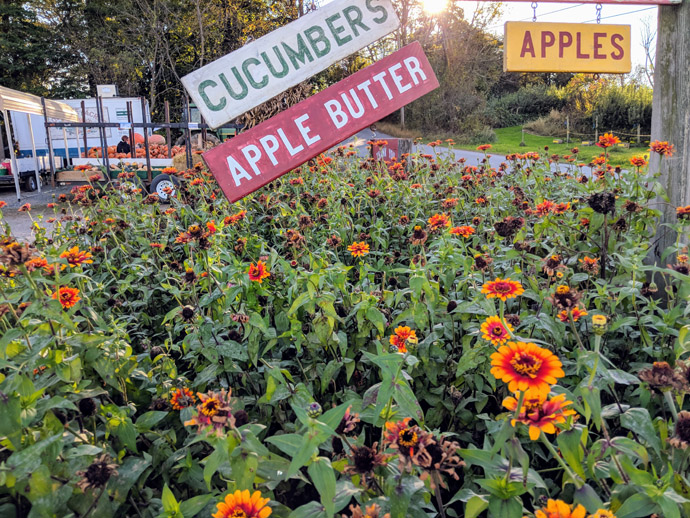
[[56, 170, 106, 182]]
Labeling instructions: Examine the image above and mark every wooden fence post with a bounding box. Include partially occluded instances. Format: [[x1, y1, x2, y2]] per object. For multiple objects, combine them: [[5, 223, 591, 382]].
[[649, 0, 690, 261]]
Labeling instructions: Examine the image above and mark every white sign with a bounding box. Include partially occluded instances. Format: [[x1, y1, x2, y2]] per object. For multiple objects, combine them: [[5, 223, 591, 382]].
[[181, 0, 400, 129]]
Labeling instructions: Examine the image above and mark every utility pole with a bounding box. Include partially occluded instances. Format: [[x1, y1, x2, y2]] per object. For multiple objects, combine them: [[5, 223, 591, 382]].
[[649, 0, 690, 260]]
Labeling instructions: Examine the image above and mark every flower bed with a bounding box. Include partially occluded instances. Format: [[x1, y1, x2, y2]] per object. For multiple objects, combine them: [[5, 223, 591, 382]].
[[0, 139, 689, 518]]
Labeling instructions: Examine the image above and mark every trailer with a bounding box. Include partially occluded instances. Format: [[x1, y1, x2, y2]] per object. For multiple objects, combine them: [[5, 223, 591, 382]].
[[11, 97, 151, 160], [0, 157, 63, 192]]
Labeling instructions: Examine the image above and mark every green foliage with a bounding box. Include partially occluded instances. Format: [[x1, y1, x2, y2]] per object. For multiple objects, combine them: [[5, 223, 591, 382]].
[[485, 85, 566, 128], [0, 144, 690, 518]]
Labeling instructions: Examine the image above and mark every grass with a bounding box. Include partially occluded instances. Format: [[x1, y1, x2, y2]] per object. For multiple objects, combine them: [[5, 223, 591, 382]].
[[377, 123, 647, 168]]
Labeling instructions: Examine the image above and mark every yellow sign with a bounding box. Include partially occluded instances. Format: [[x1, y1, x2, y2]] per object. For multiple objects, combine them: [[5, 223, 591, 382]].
[[504, 22, 631, 73]]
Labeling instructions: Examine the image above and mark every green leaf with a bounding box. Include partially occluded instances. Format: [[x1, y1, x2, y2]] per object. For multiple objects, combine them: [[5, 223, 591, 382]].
[[285, 432, 320, 479], [289, 501, 325, 518], [265, 434, 304, 458], [466, 496, 490, 518], [203, 447, 227, 490], [308, 457, 336, 518], [162, 484, 179, 513], [135, 411, 168, 431], [179, 495, 213, 518], [366, 306, 386, 335], [574, 484, 604, 513], [620, 407, 661, 455], [615, 493, 658, 518], [557, 428, 586, 479], [393, 378, 424, 423]]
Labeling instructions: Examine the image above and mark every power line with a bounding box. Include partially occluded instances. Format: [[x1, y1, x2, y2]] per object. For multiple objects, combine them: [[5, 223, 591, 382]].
[[583, 5, 656, 22], [487, 3, 585, 30]]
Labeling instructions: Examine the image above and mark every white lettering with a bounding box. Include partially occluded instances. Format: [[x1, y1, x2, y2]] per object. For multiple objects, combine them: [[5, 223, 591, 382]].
[[324, 99, 349, 129], [389, 63, 411, 93], [341, 89, 365, 118], [259, 134, 280, 166], [404, 57, 427, 85], [357, 80, 379, 109], [294, 114, 321, 146], [227, 156, 253, 186], [241, 144, 263, 176], [277, 128, 304, 156], [373, 72, 394, 100]]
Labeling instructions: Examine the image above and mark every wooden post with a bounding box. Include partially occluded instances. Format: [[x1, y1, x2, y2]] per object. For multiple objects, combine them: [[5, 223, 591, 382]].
[[637, 123, 641, 145], [81, 102, 88, 155], [126, 101, 136, 159], [649, 0, 690, 260], [165, 101, 172, 159], [594, 116, 599, 142], [566, 116, 570, 144]]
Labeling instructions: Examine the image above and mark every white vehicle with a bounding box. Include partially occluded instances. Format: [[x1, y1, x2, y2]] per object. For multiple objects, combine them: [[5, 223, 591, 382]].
[[11, 97, 152, 160]]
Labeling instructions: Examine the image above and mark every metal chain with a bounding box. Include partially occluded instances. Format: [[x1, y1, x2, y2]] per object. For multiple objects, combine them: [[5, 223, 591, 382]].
[[596, 3, 602, 23], [531, 2, 538, 22]]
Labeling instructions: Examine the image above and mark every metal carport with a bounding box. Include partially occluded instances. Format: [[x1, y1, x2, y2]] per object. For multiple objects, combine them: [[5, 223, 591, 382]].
[[0, 86, 79, 201]]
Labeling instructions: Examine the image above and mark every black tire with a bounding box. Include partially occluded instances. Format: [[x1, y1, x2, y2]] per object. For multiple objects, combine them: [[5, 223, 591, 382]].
[[23, 175, 38, 192], [149, 174, 180, 203]]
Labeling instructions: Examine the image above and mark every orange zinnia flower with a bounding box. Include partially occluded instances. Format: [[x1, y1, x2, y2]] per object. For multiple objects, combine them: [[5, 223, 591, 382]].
[[213, 489, 272, 518], [450, 226, 475, 238], [60, 246, 93, 267], [476, 144, 492, 151], [348, 242, 370, 257], [481, 278, 524, 301], [480, 316, 513, 346], [676, 206, 690, 220], [528, 499, 586, 518], [535, 200, 555, 217], [503, 391, 577, 440], [490, 341, 564, 397], [597, 133, 621, 149], [52, 286, 81, 309], [24, 257, 48, 272], [225, 210, 247, 225], [206, 220, 218, 234], [170, 388, 196, 410], [650, 140, 674, 157], [558, 306, 588, 322], [389, 325, 418, 353], [248, 260, 270, 283], [428, 213, 451, 230], [190, 178, 204, 186], [630, 156, 648, 167]]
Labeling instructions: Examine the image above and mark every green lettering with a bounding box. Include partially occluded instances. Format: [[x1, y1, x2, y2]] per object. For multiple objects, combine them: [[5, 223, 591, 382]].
[[198, 80, 226, 112], [261, 47, 289, 79], [365, 0, 388, 24], [282, 34, 314, 70], [304, 25, 331, 58], [219, 69, 248, 101], [242, 57, 269, 89], [342, 6, 369, 36], [325, 13, 352, 46]]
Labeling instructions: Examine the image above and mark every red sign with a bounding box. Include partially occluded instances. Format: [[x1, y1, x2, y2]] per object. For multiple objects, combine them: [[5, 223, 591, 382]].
[[203, 42, 438, 203], [372, 139, 400, 161]]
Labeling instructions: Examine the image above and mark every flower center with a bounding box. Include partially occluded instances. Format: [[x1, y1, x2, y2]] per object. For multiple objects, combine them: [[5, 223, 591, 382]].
[[510, 352, 543, 377], [230, 510, 247, 518], [491, 326, 505, 337], [493, 282, 512, 294], [398, 429, 418, 447], [201, 398, 220, 416]]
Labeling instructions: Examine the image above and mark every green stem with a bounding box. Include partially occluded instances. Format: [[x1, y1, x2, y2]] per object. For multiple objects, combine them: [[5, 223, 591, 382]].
[[568, 312, 585, 351], [588, 335, 602, 387], [540, 434, 583, 489]]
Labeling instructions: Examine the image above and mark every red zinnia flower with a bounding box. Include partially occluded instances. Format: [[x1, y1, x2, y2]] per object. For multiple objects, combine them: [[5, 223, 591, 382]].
[[535, 200, 555, 217], [18, 203, 31, 212], [248, 260, 270, 283], [480, 316, 513, 346], [481, 278, 524, 301], [389, 325, 418, 353], [630, 156, 648, 167], [558, 306, 588, 322], [213, 490, 272, 518], [450, 226, 475, 238], [60, 246, 93, 267], [650, 140, 674, 157], [428, 213, 451, 230], [170, 388, 196, 410], [52, 286, 81, 309], [348, 242, 370, 257], [503, 392, 577, 440], [206, 220, 217, 234]]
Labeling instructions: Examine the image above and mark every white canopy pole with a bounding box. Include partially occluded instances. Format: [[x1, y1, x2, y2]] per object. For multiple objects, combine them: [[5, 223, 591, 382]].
[[62, 128, 69, 169], [75, 126, 82, 161], [26, 113, 41, 193], [3, 110, 21, 202]]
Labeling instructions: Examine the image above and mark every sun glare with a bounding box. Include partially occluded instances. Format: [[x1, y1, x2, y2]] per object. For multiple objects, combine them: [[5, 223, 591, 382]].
[[421, 0, 448, 15]]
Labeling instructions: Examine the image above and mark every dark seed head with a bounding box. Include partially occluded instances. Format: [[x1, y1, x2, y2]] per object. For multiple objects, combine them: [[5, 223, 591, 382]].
[[233, 409, 249, 427], [78, 398, 97, 417]]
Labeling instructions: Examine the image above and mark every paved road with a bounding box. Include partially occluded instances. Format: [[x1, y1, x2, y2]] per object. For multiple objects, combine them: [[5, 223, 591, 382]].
[[2, 129, 590, 241]]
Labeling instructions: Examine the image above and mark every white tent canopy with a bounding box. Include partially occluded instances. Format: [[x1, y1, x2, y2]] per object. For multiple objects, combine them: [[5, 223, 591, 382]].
[[0, 85, 79, 201], [0, 86, 79, 122]]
